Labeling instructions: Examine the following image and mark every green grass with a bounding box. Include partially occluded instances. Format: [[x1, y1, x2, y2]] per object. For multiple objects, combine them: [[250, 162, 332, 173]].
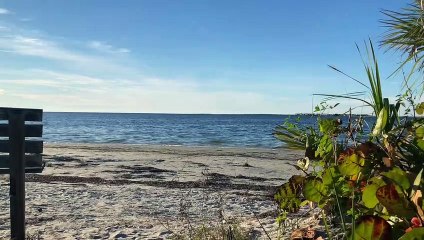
[[171, 224, 252, 240]]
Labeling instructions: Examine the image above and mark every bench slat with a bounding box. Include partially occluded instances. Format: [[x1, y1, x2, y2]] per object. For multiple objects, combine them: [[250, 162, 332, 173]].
[[0, 167, 43, 174], [0, 140, 43, 153], [0, 124, 42, 137], [0, 154, 42, 168], [0, 108, 43, 121], [0, 154, 43, 174]]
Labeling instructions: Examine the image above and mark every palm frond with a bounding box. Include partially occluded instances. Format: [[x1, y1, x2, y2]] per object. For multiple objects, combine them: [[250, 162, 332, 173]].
[[381, 1, 424, 72]]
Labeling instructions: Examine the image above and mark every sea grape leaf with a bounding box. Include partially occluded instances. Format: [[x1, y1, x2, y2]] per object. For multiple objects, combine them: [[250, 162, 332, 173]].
[[376, 184, 415, 218], [318, 118, 337, 134], [338, 150, 365, 177], [362, 177, 386, 209], [322, 166, 340, 186], [381, 167, 411, 191], [416, 102, 424, 115], [416, 139, 424, 152], [303, 177, 328, 204], [350, 215, 392, 240], [399, 227, 424, 240], [274, 175, 305, 213], [416, 126, 424, 139], [315, 134, 333, 160]]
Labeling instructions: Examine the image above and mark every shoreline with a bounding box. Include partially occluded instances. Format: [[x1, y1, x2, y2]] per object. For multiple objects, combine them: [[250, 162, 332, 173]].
[[0, 143, 306, 239], [44, 142, 287, 151]]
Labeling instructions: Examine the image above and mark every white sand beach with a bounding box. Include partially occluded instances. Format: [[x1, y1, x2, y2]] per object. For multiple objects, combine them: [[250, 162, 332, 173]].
[[0, 144, 315, 239]]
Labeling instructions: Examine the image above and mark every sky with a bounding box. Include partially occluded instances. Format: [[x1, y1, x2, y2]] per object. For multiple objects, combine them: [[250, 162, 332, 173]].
[[0, 0, 411, 114]]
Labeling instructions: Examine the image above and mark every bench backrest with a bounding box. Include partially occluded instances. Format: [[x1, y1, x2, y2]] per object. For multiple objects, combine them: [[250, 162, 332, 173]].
[[0, 108, 43, 174]]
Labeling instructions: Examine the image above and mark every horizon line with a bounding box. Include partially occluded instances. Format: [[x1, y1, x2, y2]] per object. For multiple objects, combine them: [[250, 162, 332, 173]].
[[43, 111, 374, 116]]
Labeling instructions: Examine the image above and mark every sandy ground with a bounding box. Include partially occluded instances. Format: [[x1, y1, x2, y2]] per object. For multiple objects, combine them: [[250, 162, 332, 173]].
[[0, 143, 317, 239]]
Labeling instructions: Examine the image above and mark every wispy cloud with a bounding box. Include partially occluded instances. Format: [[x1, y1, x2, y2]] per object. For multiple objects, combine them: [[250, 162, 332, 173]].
[[0, 69, 109, 93], [0, 8, 10, 15], [0, 33, 138, 76], [1, 36, 98, 62], [0, 67, 291, 113], [0, 13, 295, 113], [88, 41, 130, 54]]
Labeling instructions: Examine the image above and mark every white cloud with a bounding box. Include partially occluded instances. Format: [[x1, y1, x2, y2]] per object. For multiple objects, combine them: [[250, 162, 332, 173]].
[[0, 34, 138, 76], [88, 41, 130, 54], [31, 69, 106, 85], [0, 69, 111, 95], [0, 8, 10, 15], [1, 87, 290, 113], [3, 36, 96, 62], [0, 19, 308, 113], [0, 68, 292, 113]]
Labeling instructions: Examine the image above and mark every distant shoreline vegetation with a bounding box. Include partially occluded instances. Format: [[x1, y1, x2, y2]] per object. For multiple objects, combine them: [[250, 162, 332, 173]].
[[44, 111, 375, 117]]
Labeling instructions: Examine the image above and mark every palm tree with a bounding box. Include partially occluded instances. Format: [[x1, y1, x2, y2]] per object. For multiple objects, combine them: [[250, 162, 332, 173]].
[[381, 0, 424, 73]]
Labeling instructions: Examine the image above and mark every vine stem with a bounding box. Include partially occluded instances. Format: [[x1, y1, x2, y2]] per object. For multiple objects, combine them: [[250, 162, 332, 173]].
[[351, 189, 355, 240], [322, 210, 333, 240], [332, 139, 347, 237]]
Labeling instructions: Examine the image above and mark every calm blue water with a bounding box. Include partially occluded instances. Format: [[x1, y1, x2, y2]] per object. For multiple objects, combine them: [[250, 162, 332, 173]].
[[42, 113, 374, 148]]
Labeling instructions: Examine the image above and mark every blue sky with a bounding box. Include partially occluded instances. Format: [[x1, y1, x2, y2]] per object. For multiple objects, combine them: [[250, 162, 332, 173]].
[[0, 1, 409, 113]]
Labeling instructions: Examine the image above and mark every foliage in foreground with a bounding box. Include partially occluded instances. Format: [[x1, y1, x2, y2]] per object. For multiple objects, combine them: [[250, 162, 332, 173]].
[[275, 44, 424, 239], [274, 1, 424, 238]]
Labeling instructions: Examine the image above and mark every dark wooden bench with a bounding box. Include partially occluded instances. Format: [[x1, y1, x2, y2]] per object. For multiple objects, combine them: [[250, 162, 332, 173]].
[[0, 107, 43, 240]]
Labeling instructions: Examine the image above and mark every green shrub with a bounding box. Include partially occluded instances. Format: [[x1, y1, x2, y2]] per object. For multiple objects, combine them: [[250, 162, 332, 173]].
[[274, 2, 424, 238]]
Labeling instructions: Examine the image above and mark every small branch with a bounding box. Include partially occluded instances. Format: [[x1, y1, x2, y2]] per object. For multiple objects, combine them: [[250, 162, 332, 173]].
[[253, 213, 272, 240]]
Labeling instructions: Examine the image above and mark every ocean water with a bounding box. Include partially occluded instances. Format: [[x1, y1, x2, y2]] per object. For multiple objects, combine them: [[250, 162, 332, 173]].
[[42, 113, 374, 148]]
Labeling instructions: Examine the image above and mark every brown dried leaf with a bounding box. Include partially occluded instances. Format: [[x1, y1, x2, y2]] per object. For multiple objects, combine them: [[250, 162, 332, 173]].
[[303, 227, 316, 239], [382, 157, 392, 168], [412, 190, 424, 218], [291, 229, 303, 240]]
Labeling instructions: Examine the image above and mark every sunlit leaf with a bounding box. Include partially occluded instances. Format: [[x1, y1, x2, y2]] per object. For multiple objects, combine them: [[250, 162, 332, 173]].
[[315, 134, 333, 160], [322, 166, 340, 186], [319, 118, 338, 134], [399, 227, 424, 240], [416, 139, 424, 152], [362, 177, 386, 209], [416, 126, 424, 138], [381, 167, 411, 190], [303, 177, 328, 204], [338, 149, 365, 177], [350, 215, 392, 240], [416, 103, 424, 115]]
